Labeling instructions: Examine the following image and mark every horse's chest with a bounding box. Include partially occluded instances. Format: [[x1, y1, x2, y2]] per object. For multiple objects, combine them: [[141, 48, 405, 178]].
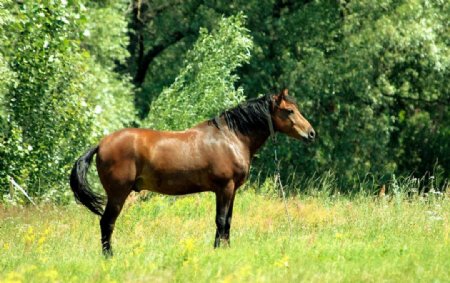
[[209, 152, 249, 186]]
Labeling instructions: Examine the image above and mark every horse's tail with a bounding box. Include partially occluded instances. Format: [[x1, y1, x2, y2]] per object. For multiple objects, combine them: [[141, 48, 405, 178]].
[[69, 146, 105, 216]]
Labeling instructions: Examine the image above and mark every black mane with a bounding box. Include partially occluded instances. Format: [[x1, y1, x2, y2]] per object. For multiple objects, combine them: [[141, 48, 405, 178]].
[[210, 95, 273, 135]]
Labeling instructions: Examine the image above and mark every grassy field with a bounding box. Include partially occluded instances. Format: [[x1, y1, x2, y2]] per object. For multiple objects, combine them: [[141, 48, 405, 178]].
[[0, 188, 448, 283]]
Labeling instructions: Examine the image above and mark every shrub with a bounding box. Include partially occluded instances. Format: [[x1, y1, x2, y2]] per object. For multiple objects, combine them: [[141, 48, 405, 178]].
[[0, 0, 135, 202]]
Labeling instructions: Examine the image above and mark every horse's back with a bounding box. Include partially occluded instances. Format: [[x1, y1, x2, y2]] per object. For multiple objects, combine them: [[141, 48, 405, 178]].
[[97, 128, 154, 162]]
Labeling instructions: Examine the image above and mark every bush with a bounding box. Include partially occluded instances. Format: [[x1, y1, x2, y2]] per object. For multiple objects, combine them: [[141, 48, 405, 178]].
[[0, 0, 135, 202]]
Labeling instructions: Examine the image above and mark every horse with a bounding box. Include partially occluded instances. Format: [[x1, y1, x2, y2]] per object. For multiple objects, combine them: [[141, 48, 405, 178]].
[[69, 89, 315, 257]]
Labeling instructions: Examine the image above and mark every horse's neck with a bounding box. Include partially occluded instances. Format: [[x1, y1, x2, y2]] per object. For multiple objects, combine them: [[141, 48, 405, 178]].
[[210, 116, 271, 158], [236, 128, 271, 158]]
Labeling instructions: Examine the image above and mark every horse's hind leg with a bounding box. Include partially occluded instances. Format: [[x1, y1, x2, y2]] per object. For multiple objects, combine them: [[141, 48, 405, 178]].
[[100, 187, 130, 257]]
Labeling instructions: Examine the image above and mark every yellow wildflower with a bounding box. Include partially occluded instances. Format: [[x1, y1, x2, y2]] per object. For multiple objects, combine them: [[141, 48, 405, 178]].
[[24, 226, 35, 245], [335, 232, 344, 240], [38, 236, 46, 246], [40, 269, 58, 281], [24, 234, 35, 245], [274, 255, 289, 268], [4, 271, 23, 283], [181, 238, 196, 253]]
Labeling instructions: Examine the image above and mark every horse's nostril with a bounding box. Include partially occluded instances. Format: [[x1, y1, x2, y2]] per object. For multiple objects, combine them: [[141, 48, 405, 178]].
[[309, 129, 316, 139]]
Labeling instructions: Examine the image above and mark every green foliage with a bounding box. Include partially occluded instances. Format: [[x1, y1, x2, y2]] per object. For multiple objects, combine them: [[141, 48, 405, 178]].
[[144, 14, 252, 130], [0, 0, 135, 201], [1, 1, 93, 198], [82, 0, 130, 68], [396, 111, 450, 181], [0, 0, 16, 122], [252, 0, 449, 187]]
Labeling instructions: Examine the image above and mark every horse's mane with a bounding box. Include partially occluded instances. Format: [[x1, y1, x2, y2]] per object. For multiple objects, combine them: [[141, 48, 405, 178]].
[[209, 95, 273, 135]]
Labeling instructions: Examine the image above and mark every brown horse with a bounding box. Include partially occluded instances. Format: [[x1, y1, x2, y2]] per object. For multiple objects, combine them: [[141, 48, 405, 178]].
[[69, 89, 315, 256]]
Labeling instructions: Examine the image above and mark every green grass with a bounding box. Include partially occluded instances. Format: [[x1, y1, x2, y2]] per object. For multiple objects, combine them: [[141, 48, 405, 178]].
[[0, 189, 448, 283]]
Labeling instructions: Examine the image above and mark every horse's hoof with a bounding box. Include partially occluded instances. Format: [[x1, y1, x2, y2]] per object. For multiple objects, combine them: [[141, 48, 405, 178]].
[[214, 238, 230, 249], [102, 248, 113, 258], [220, 239, 230, 248]]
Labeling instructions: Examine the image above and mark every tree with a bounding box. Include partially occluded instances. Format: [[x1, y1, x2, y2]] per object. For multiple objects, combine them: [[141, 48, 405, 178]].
[[144, 13, 252, 130]]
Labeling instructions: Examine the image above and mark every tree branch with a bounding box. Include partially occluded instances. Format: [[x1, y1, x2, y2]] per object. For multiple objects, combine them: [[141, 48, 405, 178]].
[[133, 31, 190, 85], [131, 0, 204, 86], [127, 0, 147, 73]]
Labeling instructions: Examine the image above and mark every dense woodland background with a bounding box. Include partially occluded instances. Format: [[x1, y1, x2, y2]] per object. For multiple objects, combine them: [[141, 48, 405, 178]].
[[0, 0, 448, 202]]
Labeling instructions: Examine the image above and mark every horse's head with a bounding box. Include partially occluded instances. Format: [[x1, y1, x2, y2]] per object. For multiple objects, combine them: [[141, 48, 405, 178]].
[[270, 89, 315, 142]]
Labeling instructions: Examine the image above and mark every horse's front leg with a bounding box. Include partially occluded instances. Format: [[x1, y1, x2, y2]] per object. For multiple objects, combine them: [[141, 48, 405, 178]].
[[214, 181, 236, 248]]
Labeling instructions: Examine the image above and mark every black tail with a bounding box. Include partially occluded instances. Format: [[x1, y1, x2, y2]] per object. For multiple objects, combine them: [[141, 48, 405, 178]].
[[70, 146, 105, 216]]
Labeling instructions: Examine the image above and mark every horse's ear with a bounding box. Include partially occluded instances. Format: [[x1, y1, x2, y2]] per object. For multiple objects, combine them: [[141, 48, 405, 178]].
[[275, 89, 288, 105]]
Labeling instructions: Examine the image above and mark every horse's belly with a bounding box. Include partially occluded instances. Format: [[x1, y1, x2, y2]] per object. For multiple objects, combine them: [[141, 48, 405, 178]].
[[136, 168, 211, 195]]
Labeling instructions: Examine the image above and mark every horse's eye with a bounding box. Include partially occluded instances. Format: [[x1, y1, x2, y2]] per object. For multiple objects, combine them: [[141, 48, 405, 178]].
[[280, 108, 294, 118]]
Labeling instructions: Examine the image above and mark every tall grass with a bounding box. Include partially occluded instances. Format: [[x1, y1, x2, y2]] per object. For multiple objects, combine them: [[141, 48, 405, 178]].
[[0, 177, 448, 282]]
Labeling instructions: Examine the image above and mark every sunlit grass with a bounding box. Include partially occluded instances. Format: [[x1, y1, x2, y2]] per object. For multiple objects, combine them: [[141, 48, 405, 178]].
[[0, 188, 448, 282]]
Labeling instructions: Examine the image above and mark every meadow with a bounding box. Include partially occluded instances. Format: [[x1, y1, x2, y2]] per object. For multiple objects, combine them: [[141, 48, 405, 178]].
[[0, 186, 448, 283]]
